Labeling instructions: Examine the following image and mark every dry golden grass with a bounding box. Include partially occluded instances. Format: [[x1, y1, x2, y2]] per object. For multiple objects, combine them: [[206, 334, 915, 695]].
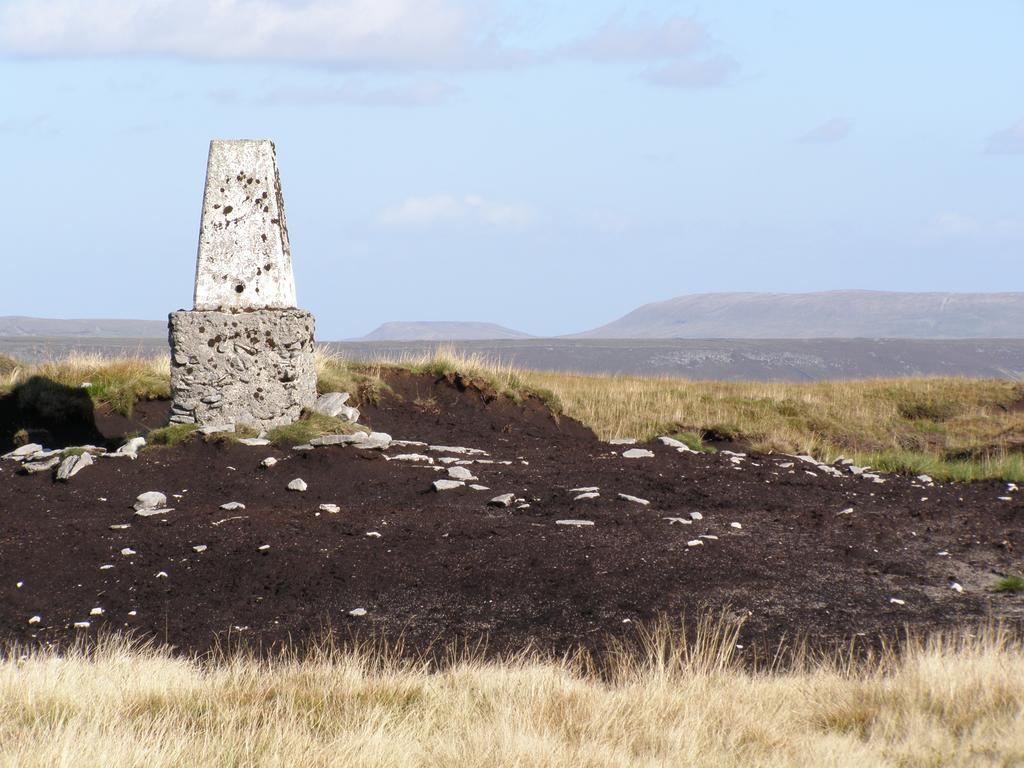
[[1, 620, 1022, 767], [4, 349, 1022, 479]]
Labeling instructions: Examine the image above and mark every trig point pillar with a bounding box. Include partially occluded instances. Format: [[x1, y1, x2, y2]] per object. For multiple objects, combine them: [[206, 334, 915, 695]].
[[168, 139, 316, 430]]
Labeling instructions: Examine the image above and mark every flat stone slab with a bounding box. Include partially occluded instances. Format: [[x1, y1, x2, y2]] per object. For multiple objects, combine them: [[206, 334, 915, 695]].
[[194, 140, 296, 311]]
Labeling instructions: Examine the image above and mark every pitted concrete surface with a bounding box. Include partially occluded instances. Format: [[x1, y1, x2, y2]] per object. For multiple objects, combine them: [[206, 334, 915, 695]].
[[193, 140, 296, 311]]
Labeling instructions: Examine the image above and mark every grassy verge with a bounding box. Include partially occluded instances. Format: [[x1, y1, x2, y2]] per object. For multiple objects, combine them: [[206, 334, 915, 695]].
[[3, 350, 1022, 480], [1, 620, 1022, 766]]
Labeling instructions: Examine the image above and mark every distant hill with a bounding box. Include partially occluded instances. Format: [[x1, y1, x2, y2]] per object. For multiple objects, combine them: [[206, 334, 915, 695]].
[[0, 316, 166, 338], [573, 291, 1024, 339], [358, 322, 532, 341]]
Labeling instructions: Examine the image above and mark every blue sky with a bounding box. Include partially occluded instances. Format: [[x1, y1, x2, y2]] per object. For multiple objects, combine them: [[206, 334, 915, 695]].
[[1, 0, 1021, 338]]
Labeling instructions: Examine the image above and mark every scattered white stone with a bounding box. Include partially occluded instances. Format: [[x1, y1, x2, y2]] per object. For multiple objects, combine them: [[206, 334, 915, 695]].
[[73, 621, 90, 629], [260, 456, 278, 468], [657, 436, 696, 453], [309, 432, 367, 447], [488, 493, 515, 507], [570, 487, 600, 494], [128, 610, 137, 617], [287, 478, 308, 492], [689, 512, 703, 521], [56, 451, 94, 481], [889, 598, 905, 606], [429, 445, 488, 456], [156, 571, 169, 578], [392, 440, 428, 448], [556, 519, 594, 527], [699, 534, 719, 541], [257, 545, 270, 552], [1008, 483, 1019, 493], [837, 507, 854, 516], [998, 496, 1013, 502], [352, 432, 392, 450], [730, 522, 742, 529], [391, 453, 433, 463], [348, 607, 367, 617], [238, 437, 271, 447], [16, 582, 22, 588], [313, 392, 356, 420], [28, 616, 40, 625], [618, 493, 650, 506], [622, 448, 655, 459], [722, 450, 747, 458], [433, 479, 465, 492], [778, 462, 795, 469], [319, 503, 341, 514], [100, 564, 114, 570], [938, 550, 950, 556], [916, 474, 934, 484], [574, 492, 600, 501], [135, 507, 174, 518], [193, 545, 208, 553], [21, 456, 61, 474], [664, 517, 691, 525], [2, 443, 43, 461], [293, 444, 314, 451], [951, 582, 964, 593], [120, 548, 136, 556], [687, 539, 704, 547], [134, 492, 167, 512], [366, 531, 382, 538], [517, 503, 531, 509], [609, 438, 636, 445], [90, 607, 104, 616], [468, 484, 490, 491], [447, 466, 478, 482], [220, 501, 246, 511], [112, 436, 147, 458]]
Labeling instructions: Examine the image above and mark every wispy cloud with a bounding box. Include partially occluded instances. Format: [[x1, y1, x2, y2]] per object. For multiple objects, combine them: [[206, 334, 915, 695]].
[[264, 79, 458, 107], [379, 194, 535, 228], [985, 118, 1024, 155], [798, 117, 855, 144], [0, 114, 56, 134], [0, 0, 521, 70], [565, 14, 738, 89]]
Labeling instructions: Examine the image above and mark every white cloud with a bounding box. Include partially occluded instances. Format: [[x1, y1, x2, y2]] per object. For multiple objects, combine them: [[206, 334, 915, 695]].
[[985, 118, 1024, 155], [0, 0, 514, 69], [567, 15, 708, 60], [263, 79, 458, 107], [379, 194, 535, 227], [798, 117, 855, 144], [565, 14, 738, 89], [642, 54, 739, 89]]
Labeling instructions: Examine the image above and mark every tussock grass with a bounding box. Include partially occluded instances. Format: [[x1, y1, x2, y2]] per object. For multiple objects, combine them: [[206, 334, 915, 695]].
[[266, 409, 366, 447], [1, 620, 1022, 766], [0, 352, 169, 417]]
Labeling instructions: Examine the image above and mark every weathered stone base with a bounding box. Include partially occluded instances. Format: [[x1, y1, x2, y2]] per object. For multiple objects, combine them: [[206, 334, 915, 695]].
[[168, 309, 316, 430]]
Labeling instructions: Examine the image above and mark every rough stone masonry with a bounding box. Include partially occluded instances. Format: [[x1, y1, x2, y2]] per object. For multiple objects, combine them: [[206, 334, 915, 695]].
[[168, 140, 316, 430]]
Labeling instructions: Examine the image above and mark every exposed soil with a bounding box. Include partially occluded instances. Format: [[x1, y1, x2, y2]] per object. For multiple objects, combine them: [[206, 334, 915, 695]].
[[1, 372, 1022, 660]]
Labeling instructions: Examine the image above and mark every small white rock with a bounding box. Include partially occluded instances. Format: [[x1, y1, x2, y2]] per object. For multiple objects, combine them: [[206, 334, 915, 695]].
[[488, 493, 515, 508], [447, 466, 478, 482], [257, 544, 270, 552], [261, 457, 278, 468], [689, 512, 703, 521], [120, 548, 136, 556], [664, 517, 691, 525], [366, 531, 382, 538], [28, 615, 41, 625], [220, 501, 246, 511], [556, 519, 594, 527], [73, 621, 90, 629], [889, 598, 905, 606], [133, 491, 166, 512], [348, 608, 367, 617], [193, 545, 208, 553], [730, 522, 742, 529], [433, 479, 465, 492], [622, 448, 655, 459], [156, 571, 169, 578], [90, 607, 104, 616], [950, 582, 964, 593], [574, 492, 600, 501], [287, 478, 308, 492], [319, 503, 341, 514], [617, 493, 650, 506], [687, 539, 703, 547], [570, 487, 599, 493]]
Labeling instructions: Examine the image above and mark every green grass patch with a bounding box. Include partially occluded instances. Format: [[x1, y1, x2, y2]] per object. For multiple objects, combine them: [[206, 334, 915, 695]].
[[147, 423, 200, 447], [670, 431, 716, 453], [994, 575, 1024, 594], [266, 410, 365, 447], [858, 451, 1024, 483]]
